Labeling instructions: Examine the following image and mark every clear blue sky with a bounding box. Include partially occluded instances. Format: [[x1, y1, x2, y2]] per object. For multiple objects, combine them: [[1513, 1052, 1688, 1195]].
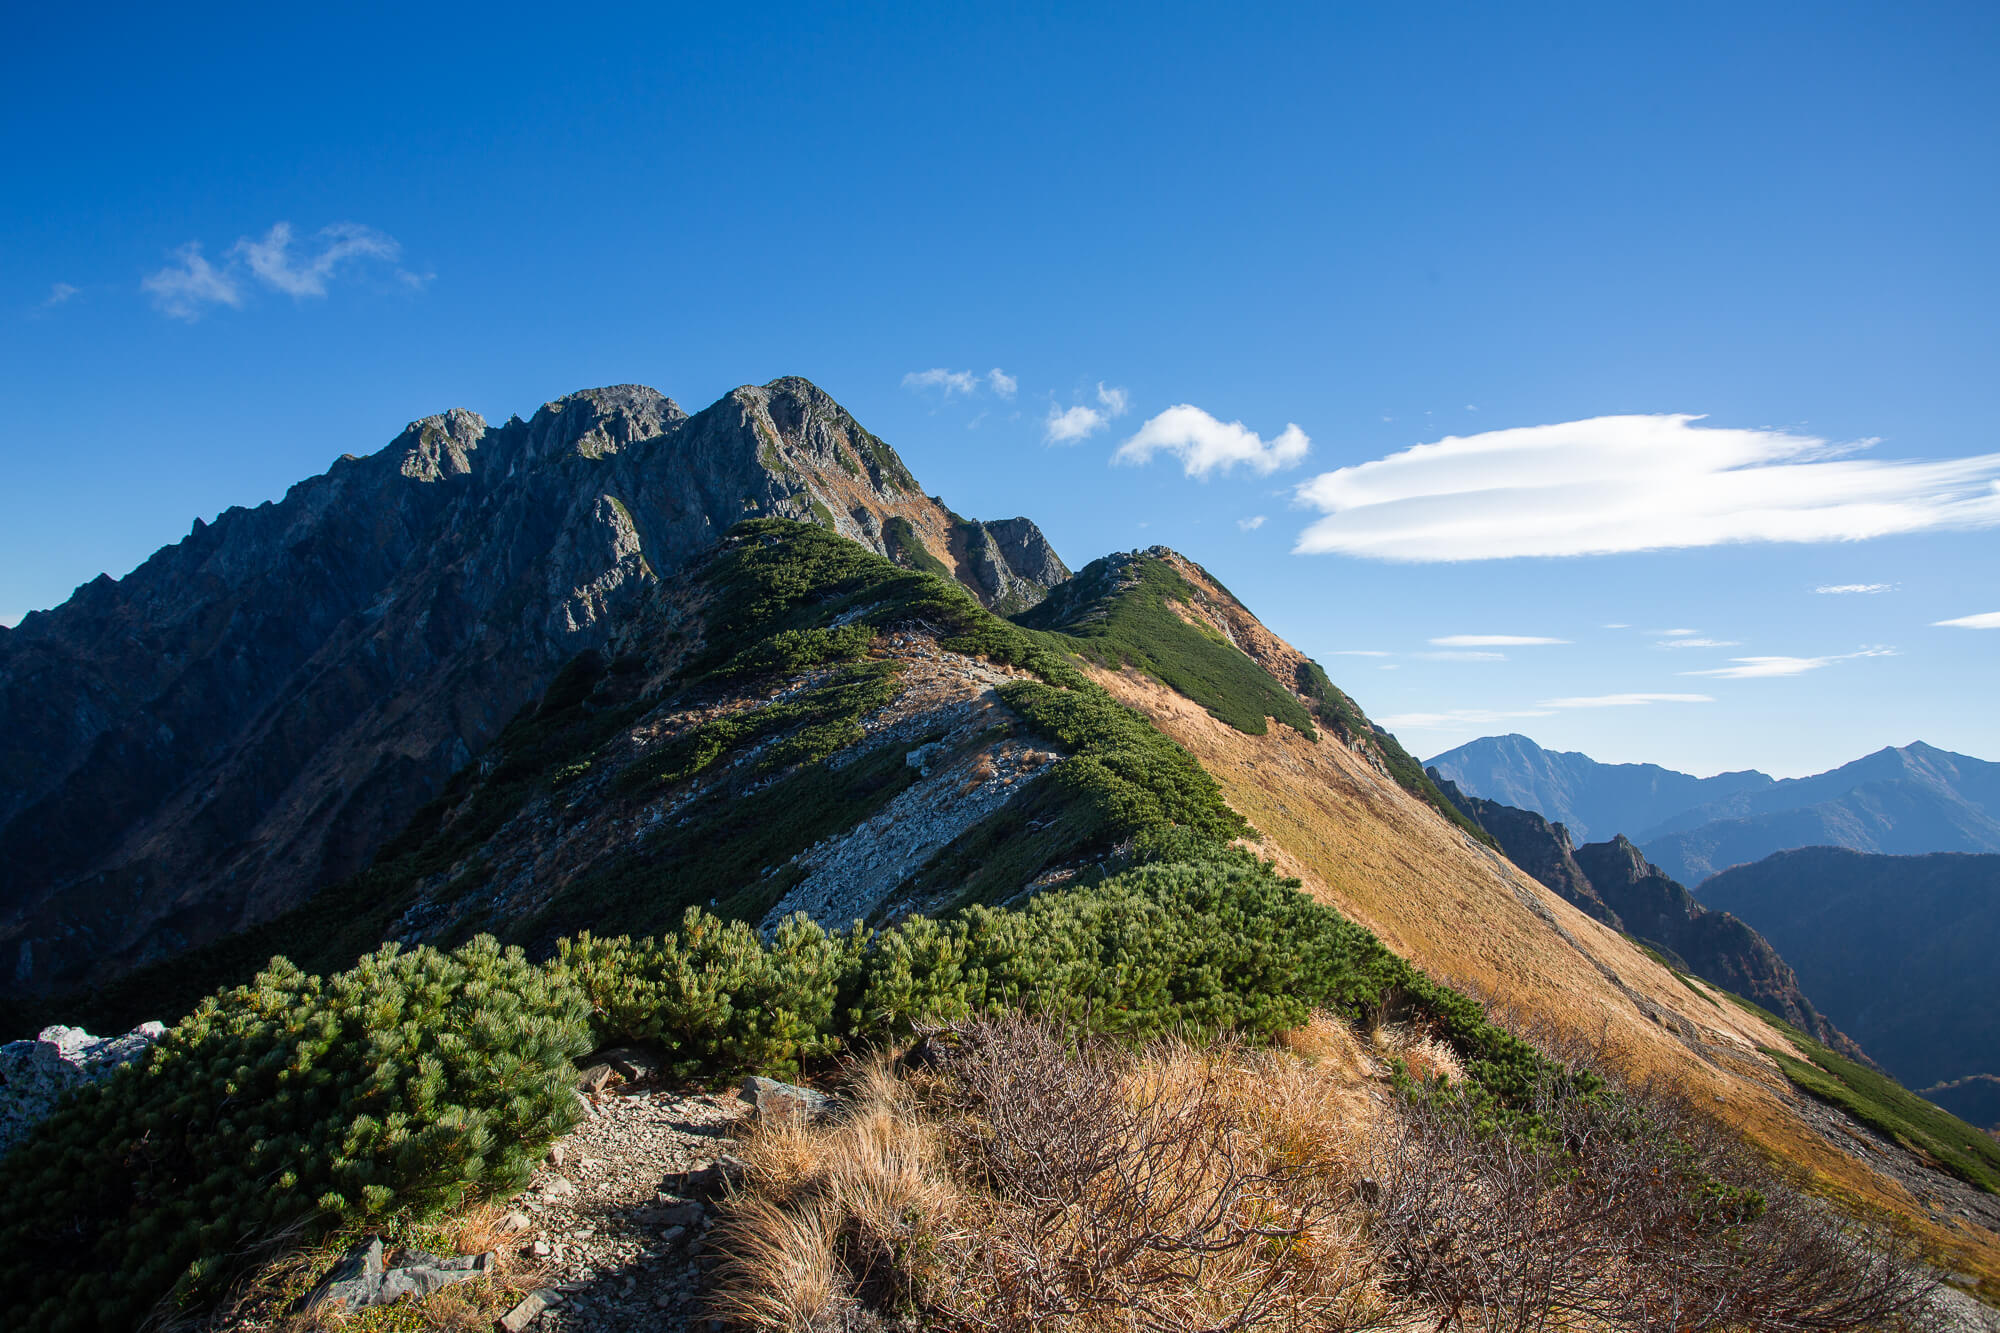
[[5, 1, 1997, 778]]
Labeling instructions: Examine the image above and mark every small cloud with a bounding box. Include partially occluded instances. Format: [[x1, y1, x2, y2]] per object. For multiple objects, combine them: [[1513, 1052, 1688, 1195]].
[[1681, 646, 1897, 679], [1237, 515, 1267, 531], [1934, 611, 2000, 629], [1654, 636, 1740, 649], [1415, 650, 1508, 661], [1540, 692, 1714, 708], [1602, 622, 1631, 629], [1378, 708, 1556, 729], [988, 368, 1017, 398], [1815, 582, 1895, 595], [1429, 635, 1566, 647], [43, 282, 78, 307], [1115, 405, 1310, 478], [1096, 382, 1130, 417], [903, 368, 979, 396], [1328, 649, 1391, 657], [1379, 663, 1400, 670], [233, 221, 399, 298], [142, 243, 244, 319], [1046, 403, 1108, 444], [1654, 628, 1699, 637]]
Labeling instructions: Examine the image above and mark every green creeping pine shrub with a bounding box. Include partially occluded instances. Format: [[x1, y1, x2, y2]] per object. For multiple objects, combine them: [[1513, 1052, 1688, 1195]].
[[0, 937, 591, 1333], [558, 911, 868, 1079]]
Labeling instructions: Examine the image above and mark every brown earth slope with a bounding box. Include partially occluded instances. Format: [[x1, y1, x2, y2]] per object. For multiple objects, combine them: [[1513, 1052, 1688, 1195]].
[[1089, 553, 2000, 1293]]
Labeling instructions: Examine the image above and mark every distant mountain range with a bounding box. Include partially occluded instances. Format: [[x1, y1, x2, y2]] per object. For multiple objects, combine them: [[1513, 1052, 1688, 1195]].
[[1426, 773, 1863, 1059], [1427, 734, 2000, 884], [1702, 848, 2000, 1128]]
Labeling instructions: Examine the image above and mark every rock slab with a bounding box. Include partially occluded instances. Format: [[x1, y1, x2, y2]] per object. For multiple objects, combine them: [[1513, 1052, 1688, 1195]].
[[0, 1021, 165, 1156]]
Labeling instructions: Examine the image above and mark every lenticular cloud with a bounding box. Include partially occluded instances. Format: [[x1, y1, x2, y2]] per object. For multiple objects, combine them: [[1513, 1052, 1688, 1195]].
[[1292, 414, 2000, 561]]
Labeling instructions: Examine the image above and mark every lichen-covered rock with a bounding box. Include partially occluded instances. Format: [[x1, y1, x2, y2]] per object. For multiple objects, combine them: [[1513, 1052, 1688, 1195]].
[[0, 1021, 164, 1156]]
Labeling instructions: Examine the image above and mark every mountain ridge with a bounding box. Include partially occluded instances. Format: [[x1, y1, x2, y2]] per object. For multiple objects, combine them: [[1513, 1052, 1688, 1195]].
[[1427, 732, 2000, 883], [0, 377, 1067, 1005]]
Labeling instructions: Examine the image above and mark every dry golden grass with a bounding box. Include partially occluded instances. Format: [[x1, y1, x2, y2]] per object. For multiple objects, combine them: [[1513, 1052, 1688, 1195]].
[[711, 1029, 1393, 1332], [1084, 658, 2000, 1290]]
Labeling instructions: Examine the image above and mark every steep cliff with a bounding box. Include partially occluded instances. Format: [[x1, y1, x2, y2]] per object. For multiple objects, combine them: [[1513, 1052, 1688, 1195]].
[[0, 379, 1065, 1003]]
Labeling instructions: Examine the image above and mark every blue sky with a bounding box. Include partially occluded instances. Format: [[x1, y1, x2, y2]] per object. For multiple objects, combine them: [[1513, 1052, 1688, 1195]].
[[4, 1, 1996, 778]]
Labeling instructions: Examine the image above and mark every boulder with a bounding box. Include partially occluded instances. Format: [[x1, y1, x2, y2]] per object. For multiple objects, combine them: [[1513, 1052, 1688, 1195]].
[[0, 1022, 165, 1156], [738, 1075, 833, 1123], [300, 1235, 495, 1313]]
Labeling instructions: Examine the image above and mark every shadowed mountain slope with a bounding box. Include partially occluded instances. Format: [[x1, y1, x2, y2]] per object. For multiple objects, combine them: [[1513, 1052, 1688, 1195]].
[[0, 379, 1065, 1007], [1702, 847, 2000, 1127], [1424, 772, 1861, 1058]]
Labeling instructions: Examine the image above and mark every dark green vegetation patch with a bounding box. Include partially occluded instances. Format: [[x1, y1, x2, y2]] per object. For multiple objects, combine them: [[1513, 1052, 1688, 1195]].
[[1725, 993, 2000, 1194]]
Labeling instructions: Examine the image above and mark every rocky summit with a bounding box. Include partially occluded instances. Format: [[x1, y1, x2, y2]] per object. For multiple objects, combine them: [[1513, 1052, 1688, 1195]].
[[0, 378, 1066, 1007]]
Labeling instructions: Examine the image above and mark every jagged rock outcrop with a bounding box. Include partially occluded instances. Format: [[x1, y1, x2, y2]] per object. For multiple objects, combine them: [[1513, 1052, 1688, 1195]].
[[0, 1021, 164, 1155], [0, 378, 1066, 1007], [1430, 772, 1862, 1059]]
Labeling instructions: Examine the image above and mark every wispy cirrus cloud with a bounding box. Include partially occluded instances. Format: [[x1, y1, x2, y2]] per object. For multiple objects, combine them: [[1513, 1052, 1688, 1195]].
[[1680, 647, 1897, 679], [1115, 405, 1309, 477], [1539, 692, 1713, 708], [1293, 414, 2000, 560], [1415, 650, 1508, 661], [1934, 611, 2000, 629], [143, 221, 419, 319], [1378, 707, 1555, 729], [1815, 583, 1895, 595], [1429, 634, 1566, 647], [42, 282, 78, 307], [904, 367, 1016, 399], [142, 244, 244, 318], [1237, 515, 1267, 531], [1655, 636, 1739, 649]]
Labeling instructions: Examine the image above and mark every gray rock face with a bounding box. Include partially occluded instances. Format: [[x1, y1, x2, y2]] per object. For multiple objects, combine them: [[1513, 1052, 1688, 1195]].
[[0, 1021, 165, 1156], [0, 378, 1067, 1006], [738, 1075, 833, 1123], [300, 1235, 495, 1314]]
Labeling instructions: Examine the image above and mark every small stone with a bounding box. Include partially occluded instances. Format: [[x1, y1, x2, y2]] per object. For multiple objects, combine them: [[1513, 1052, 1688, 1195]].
[[738, 1075, 833, 1124], [538, 1175, 576, 1199], [500, 1211, 532, 1234], [659, 1202, 705, 1228], [529, 1240, 553, 1258], [660, 1225, 687, 1246], [548, 1143, 566, 1167], [496, 1288, 564, 1332]]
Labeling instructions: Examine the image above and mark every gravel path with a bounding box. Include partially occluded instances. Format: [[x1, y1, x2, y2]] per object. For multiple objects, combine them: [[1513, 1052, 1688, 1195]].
[[504, 1078, 751, 1333]]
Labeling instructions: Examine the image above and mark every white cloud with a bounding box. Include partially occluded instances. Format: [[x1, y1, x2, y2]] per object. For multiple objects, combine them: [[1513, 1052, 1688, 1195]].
[[1378, 708, 1556, 729], [1292, 414, 2000, 560], [1328, 649, 1391, 657], [1096, 382, 1130, 417], [1655, 628, 1699, 637], [1539, 692, 1714, 708], [987, 368, 1017, 398], [43, 282, 78, 307], [143, 221, 413, 318], [1046, 403, 1108, 443], [1602, 622, 1631, 629], [1934, 611, 2000, 629], [1655, 636, 1740, 649], [233, 222, 399, 298], [1115, 405, 1310, 478], [903, 368, 978, 396], [1429, 634, 1566, 647], [1237, 515, 1267, 531], [1681, 647, 1897, 679], [142, 243, 244, 319], [1415, 650, 1508, 661], [1815, 583, 1895, 595]]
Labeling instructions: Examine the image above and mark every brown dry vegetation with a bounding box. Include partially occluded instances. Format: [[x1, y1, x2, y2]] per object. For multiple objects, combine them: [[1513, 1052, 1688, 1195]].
[[1083, 656, 2000, 1291], [712, 1016, 1940, 1332]]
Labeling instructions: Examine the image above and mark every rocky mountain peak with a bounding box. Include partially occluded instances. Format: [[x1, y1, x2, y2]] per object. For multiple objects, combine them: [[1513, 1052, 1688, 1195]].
[[0, 377, 1067, 1004]]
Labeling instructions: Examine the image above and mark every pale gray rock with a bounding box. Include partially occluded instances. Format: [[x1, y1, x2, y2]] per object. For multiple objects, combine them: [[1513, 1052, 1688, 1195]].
[[739, 1075, 833, 1123], [300, 1235, 496, 1314], [0, 1021, 165, 1156]]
